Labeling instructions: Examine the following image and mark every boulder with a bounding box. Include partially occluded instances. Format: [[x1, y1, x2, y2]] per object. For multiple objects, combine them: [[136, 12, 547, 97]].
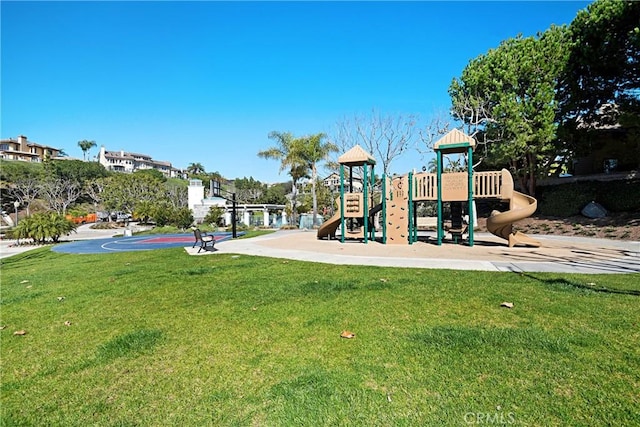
[[581, 201, 607, 219]]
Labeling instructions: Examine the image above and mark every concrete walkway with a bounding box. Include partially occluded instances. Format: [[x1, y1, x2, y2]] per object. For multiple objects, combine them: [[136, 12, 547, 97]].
[[189, 229, 640, 274], [2, 225, 638, 274]]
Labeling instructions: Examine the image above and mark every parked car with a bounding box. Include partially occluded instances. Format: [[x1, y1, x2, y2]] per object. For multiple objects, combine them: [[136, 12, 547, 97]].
[[96, 211, 110, 222], [110, 212, 132, 222]]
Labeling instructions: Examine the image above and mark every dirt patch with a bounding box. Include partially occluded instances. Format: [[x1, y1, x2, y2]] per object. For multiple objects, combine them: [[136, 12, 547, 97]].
[[89, 222, 126, 230], [476, 212, 640, 241]]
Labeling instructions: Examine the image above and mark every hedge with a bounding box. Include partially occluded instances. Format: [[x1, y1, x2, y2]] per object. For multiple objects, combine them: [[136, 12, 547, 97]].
[[536, 179, 640, 217]]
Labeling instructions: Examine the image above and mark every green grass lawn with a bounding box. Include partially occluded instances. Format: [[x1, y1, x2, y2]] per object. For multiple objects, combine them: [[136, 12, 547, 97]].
[[133, 226, 275, 240], [135, 224, 276, 239], [1, 247, 639, 426]]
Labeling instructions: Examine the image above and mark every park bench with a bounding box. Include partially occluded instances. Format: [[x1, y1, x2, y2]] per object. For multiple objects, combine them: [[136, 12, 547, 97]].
[[192, 228, 216, 253]]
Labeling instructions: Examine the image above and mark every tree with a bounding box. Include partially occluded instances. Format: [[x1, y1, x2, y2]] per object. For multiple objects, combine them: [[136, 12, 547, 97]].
[[203, 206, 225, 227], [258, 131, 308, 226], [84, 178, 106, 210], [416, 111, 452, 170], [101, 173, 164, 216], [150, 201, 173, 227], [171, 207, 194, 230], [295, 133, 338, 227], [7, 177, 41, 216], [40, 177, 82, 214], [448, 79, 501, 166], [134, 200, 155, 224], [258, 183, 287, 205], [78, 140, 97, 161], [0, 160, 44, 214], [165, 179, 188, 208], [187, 162, 205, 175], [288, 164, 310, 226], [556, 0, 640, 165], [235, 177, 265, 204], [449, 26, 571, 195], [424, 156, 465, 174], [44, 159, 110, 207], [301, 178, 334, 218], [333, 109, 417, 176], [48, 159, 109, 183], [134, 168, 166, 182], [145, 202, 192, 229]]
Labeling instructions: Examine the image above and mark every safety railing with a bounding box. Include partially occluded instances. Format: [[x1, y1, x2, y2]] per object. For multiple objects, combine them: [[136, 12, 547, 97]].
[[411, 169, 512, 201]]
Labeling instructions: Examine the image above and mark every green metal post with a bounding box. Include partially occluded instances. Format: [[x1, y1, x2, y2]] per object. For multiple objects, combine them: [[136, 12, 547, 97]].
[[436, 150, 443, 245], [371, 164, 375, 241], [467, 146, 474, 247], [340, 164, 345, 243], [363, 164, 368, 243], [413, 171, 419, 243], [408, 171, 414, 244], [411, 174, 417, 243], [382, 175, 387, 244]]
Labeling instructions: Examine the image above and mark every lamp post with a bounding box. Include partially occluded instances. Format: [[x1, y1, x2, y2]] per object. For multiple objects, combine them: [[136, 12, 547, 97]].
[[13, 201, 20, 227], [212, 180, 237, 238], [13, 201, 20, 245]]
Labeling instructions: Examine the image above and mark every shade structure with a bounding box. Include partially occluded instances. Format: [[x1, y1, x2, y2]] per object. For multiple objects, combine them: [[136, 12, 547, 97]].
[[338, 144, 376, 166]]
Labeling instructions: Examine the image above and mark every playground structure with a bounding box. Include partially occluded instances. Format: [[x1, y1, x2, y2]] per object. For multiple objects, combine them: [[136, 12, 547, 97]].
[[317, 145, 380, 242], [317, 129, 540, 248]]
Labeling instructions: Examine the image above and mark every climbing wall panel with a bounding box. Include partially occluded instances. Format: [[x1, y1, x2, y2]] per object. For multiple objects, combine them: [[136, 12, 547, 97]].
[[343, 193, 364, 218], [386, 175, 409, 245]]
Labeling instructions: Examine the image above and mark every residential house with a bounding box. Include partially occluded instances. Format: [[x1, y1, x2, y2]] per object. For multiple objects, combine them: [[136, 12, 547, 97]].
[[322, 172, 363, 192], [571, 103, 639, 175], [0, 135, 62, 162], [98, 146, 182, 178]]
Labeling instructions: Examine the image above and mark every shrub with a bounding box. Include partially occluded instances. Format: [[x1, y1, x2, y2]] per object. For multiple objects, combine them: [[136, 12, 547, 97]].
[[134, 200, 155, 224], [537, 184, 594, 216], [145, 202, 194, 230], [171, 207, 194, 230], [91, 222, 122, 230], [596, 180, 640, 212], [203, 206, 225, 227], [150, 203, 173, 227], [536, 179, 640, 216], [14, 212, 77, 244]]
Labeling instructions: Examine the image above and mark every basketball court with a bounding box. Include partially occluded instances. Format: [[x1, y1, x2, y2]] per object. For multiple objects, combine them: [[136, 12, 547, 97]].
[[51, 232, 237, 254]]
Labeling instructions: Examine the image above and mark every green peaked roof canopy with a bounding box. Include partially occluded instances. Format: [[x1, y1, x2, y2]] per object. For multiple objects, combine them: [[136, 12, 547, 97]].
[[338, 144, 376, 166], [434, 129, 476, 154]]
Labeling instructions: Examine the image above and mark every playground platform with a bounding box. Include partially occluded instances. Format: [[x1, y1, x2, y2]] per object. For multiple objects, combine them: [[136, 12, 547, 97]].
[[195, 229, 640, 274]]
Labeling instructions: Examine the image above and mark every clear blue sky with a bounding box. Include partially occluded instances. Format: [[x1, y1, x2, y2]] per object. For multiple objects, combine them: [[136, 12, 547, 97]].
[[2, 1, 591, 183]]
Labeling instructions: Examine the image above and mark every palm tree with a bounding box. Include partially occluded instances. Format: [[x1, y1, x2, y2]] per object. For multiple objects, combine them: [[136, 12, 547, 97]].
[[187, 162, 205, 176], [427, 158, 438, 173], [288, 163, 310, 224], [257, 131, 308, 227], [296, 133, 338, 227], [77, 140, 97, 161]]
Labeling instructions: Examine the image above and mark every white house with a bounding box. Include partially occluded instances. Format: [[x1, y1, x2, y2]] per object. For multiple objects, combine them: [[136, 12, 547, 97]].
[[98, 146, 182, 177], [188, 179, 287, 227], [322, 172, 363, 192]]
